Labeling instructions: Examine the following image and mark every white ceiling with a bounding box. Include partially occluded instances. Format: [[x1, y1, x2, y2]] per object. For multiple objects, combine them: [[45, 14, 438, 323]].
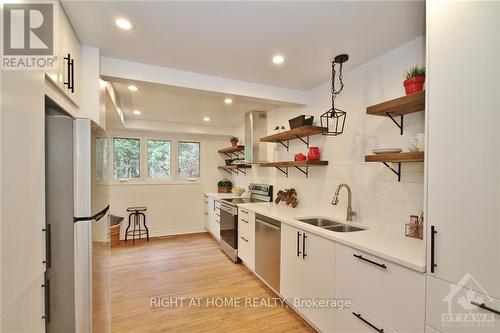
[[62, 1, 425, 91], [105, 77, 287, 128]]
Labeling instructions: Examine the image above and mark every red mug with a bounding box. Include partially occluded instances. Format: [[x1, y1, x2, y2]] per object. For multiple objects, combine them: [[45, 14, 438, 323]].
[[294, 153, 307, 161], [307, 147, 320, 161]]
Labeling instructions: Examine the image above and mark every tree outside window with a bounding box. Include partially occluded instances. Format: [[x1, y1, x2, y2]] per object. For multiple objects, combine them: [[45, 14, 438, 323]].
[[178, 141, 200, 179], [95, 137, 110, 181], [148, 140, 171, 180], [113, 138, 140, 179]]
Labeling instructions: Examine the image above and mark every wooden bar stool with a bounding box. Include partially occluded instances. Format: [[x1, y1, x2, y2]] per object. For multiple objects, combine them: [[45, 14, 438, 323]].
[[125, 207, 149, 244]]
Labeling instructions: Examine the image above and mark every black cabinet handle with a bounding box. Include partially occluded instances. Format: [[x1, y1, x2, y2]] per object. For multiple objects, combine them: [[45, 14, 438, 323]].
[[302, 233, 307, 259], [63, 53, 74, 93], [431, 225, 437, 273], [471, 301, 500, 315], [352, 312, 384, 332], [241, 209, 248, 214], [241, 219, 248, 223], [353, 254, 387, 269], [204, 212, 208, 215], [42, 224, 51, 268], [240, 236, 249, 242], [42, 278, 51, 323], [297, 231, 301, 257]]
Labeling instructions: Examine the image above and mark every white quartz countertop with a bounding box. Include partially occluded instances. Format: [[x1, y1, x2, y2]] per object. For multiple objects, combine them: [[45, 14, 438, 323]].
[[238, 202, 425, 272], [205, 192, 249, 199]]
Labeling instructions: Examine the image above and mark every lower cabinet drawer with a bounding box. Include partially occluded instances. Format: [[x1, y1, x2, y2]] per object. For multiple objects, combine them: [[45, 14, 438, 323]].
[[335, 243, 425, 332], [238, 234, 254, 270], [426, 275, 500, 333], [335, 303, 397, 333]]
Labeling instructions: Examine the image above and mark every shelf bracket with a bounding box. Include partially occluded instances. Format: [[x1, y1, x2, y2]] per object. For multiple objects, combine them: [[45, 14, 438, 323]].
[[223, 152, 232, 159], [382, 162, 401, 182], [294, 166, 309, 178], [236, 167, 247, 175], [295, 135, 310, 148], [275, 166, 289, 177], [385, 112, 404, 135], [221, 168, 233, 175], [276, 139, 289, 151]]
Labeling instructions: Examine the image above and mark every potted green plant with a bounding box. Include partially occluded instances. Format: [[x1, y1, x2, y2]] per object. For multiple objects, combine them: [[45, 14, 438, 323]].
[[217, 179, 233, 193], [403, 65, 426, 95], [230, 136, 239, 148]]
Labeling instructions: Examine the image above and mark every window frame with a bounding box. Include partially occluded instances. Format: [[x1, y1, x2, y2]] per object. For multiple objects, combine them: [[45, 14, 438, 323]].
[[177, 140, 202, 181], [112, 137, 142, 181], [146, 139, 172, 181], [99, 133, 204, 185]]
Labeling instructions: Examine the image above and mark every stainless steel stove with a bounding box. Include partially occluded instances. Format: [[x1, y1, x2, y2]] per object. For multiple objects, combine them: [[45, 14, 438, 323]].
[[219, 184, 272, 262]]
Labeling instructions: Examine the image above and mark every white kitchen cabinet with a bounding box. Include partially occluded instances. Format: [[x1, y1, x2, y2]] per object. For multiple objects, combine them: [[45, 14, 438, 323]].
[[426, 275, 500, 333], [335, 243, 425, 332], [426, 0, 500, 299], [46, 3, 80, 106], [280, 223, 335, 333], [238, 208, 255, 270], [205, 196, 220, 241], [335, 303, 397, 333]]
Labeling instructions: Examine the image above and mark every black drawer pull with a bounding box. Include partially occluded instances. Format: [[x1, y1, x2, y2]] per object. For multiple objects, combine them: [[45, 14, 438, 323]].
[[240, 236, 249, 242], [430, 225, 437, 273], [302, 233, 307, 259], [42, 224, 51, 268], [204, 212, 208, 215], [241, 219, 248, 223], [241, 209, 249, 214], [353, 254, 387, 269], [42, 278, 51, 323], [297, 231, 301, 257], [353, 312, 384, 332], [471, 301, 500, 315]]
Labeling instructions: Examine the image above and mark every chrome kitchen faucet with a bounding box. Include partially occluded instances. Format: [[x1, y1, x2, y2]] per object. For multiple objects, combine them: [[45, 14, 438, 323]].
[[332, 183, 356, 222]]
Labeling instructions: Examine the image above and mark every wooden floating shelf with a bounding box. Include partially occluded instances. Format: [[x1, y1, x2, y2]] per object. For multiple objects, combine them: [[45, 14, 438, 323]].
[[217, 145, 244, 154], [365, 152, 424, 182], [259, 160, 328, 178], [260, 125, 326, 151], [260, 126, 325, 142], [259, 160, 329, 167], [367, 90, 425, 116], [365, 151, 424, 163], [366, 91, 425, 135]]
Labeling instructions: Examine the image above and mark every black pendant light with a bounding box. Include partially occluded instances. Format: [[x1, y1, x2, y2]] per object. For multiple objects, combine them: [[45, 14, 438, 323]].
[[321, 54, 349, 136]]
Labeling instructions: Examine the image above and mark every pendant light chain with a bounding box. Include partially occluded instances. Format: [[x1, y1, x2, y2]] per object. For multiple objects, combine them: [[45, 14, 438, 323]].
[[331, 61, 345, 110]]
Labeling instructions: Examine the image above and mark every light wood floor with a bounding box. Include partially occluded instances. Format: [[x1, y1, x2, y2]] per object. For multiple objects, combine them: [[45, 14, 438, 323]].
[[111, 232, 315, 332]]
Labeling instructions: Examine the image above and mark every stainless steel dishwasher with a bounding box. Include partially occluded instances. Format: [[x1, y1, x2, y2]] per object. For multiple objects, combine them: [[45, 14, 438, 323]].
[[255, 214, 281, 293]]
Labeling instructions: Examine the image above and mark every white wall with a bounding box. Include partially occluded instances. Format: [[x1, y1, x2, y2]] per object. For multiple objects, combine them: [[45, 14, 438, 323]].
[[102, 130, 229, 238], [228, 36, 426, 232]]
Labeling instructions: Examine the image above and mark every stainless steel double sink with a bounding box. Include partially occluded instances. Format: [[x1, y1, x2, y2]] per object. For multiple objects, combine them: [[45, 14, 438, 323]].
[[296, 217, 365, 232]]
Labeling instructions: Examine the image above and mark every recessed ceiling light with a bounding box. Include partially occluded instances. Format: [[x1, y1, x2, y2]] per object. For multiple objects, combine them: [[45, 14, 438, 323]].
[[133, 110, 141, 115], [272, 55, 285, 64], [224, 98, 233, 104], [203, 117, 210, 122], [115, 18, 132, 30], [128, 85, 138, 91]]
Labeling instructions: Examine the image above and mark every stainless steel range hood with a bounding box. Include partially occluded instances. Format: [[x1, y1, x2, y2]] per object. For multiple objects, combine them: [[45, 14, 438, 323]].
[[244, 110, 268, 163]]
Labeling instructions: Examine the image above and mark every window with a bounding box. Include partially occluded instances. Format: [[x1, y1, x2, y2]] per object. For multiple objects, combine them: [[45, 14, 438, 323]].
[[95, 137, 110, 181], [147, 140, 171, 180], [178, 141, 200, 179], [113, 138, 140, 179]]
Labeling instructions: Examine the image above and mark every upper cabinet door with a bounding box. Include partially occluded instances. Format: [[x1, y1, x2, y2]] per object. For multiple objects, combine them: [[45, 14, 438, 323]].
[[46, 3, 80, 106], [426, 0, 500, 299]]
